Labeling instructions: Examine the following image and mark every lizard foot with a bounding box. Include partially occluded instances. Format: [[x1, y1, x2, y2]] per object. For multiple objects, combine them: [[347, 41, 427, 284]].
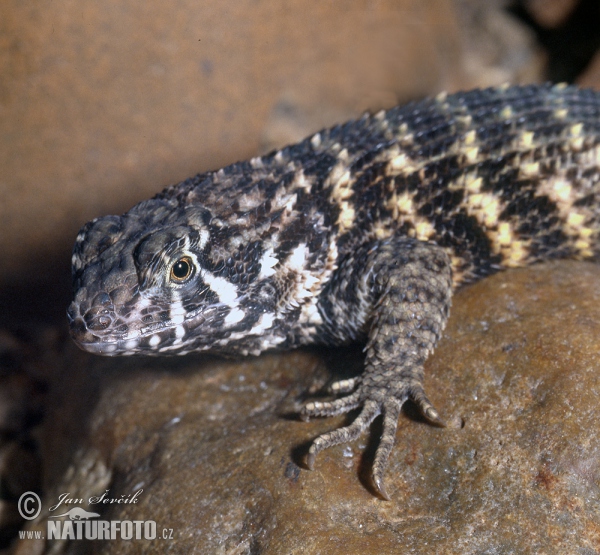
[[301, 381, 444, 500]]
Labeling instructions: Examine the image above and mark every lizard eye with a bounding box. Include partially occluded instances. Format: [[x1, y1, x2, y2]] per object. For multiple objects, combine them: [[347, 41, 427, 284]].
[[170, 257, 195, 283]]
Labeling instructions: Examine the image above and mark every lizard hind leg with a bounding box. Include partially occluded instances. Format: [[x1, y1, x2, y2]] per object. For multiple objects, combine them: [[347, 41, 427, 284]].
[[302, 238, 453, 499]]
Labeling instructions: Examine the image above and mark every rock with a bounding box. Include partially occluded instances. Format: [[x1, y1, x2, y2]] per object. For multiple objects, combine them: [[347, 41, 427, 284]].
[[578, 49, 600, 90], [23, 261, 600, 554], [454, 0, 545, 87], [508, 0, 600, 83], [521, 0, 580, 29]]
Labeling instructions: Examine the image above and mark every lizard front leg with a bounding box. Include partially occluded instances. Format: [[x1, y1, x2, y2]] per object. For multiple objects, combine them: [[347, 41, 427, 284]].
[[302, 238, 453, 499]]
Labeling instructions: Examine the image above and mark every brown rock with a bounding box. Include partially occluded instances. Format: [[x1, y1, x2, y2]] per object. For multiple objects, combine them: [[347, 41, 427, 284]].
[[578, 49, 600, 90], [522, 0, 580, 28], [24, 261, 600, 554], [453, 0, 546, 88]]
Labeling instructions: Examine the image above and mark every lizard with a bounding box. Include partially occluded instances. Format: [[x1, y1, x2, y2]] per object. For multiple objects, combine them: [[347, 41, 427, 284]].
[[68, 83, 600, 499]]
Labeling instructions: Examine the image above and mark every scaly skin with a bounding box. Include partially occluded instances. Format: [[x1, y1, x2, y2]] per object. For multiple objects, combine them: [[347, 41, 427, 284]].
[[69, 84, 600, 498]]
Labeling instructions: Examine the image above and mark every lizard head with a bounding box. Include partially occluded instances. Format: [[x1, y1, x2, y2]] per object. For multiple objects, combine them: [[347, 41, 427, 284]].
[[67, 197, 279, 356]]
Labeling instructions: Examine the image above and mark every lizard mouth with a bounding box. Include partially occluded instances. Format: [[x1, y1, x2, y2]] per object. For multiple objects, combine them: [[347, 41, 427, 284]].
[[66, 301, 142, 355], [66, 299, 220, 355]]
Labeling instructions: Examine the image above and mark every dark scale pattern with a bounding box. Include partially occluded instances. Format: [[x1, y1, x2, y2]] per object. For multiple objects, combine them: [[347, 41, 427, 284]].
[[68, 84, 600, 498]]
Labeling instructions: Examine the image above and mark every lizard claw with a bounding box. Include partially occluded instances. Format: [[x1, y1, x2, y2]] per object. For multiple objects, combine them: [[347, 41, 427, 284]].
[[411, 387, 446, 427], [373, 475, 391, 501]]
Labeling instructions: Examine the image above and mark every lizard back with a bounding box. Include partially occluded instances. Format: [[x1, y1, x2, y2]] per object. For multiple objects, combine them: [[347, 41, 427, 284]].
[[69, 83, 600, 357]]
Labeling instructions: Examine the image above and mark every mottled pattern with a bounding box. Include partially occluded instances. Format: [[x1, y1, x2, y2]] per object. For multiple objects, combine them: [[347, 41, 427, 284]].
[[69, 84, 600, 498]]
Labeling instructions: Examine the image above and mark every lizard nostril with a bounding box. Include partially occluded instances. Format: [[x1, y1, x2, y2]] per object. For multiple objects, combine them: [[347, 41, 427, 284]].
[[84, 307, 114, 331], [96, 315, 112, 329]]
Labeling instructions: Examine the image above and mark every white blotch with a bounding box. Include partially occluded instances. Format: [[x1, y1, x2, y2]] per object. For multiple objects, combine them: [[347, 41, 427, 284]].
[[300, 274, 320, 299], [124, 339, 139, 351], [175, 326, 186, 338], [259, 248, 279, 278], [287, 243, 309, 271], [203, 273, 239, 305], [169, 298, 186, 325], [157, 342, 186, 352], [261, 313, 274, 329], [198, 229, 210, 250], [250, 156, 264, 169], [149, 335, 161, 347], [455, 114, 472, 129], [292, 169, 312, 192], [247, 312, 275, 336], [224, 307, 245, 326], [299, 301, 322, 325]]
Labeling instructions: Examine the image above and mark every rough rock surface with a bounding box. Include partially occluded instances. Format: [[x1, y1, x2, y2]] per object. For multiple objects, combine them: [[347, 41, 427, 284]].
[[12, 262, 599, 554]]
